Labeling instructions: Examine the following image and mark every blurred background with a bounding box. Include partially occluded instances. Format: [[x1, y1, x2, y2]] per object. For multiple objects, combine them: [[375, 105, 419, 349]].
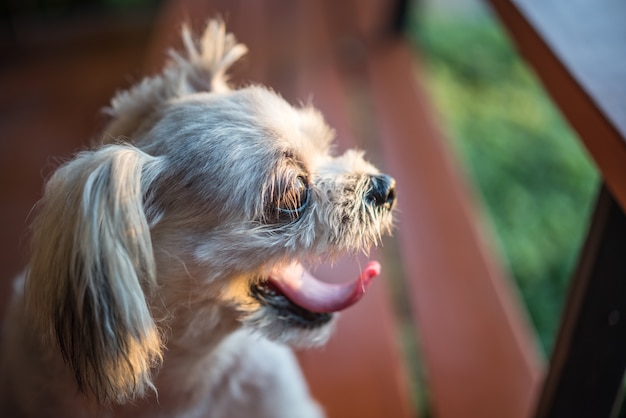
[[411, 0, 598, 356], [0, 0, 599, 415]]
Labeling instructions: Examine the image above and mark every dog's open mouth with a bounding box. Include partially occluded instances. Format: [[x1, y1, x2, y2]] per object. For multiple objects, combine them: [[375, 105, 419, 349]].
[[251, 261, 380, 328]]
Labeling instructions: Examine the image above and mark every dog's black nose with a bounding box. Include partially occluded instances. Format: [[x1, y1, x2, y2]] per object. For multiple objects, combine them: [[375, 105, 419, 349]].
[[367, 174, 396, 210]]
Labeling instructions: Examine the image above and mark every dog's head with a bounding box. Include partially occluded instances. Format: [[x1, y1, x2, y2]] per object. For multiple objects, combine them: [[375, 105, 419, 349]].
[[24, 21, 395, 404]]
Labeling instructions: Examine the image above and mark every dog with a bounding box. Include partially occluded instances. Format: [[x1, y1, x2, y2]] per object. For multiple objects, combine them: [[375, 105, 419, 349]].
[[0, 20, 396, 417]]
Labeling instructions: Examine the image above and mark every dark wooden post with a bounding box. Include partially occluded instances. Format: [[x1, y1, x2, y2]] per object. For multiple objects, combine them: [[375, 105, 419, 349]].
[[535, 185, 626, 417]]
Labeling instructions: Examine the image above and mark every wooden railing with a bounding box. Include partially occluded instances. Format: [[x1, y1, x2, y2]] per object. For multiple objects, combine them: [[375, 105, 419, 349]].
[[488, 1, 626, 416]]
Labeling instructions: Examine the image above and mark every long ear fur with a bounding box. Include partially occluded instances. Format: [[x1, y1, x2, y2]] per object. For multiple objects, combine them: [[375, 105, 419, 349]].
[[104, 19, 248, 140], [25, 144, 164, 404]]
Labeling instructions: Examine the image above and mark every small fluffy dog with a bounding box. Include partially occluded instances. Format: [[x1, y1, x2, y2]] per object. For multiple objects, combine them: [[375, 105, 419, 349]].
[[0, 20, 396, 418]]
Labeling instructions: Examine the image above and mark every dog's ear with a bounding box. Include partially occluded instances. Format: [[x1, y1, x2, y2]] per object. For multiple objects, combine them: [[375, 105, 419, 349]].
[[104, 19, 248, 140], [25, 144, 164, 404]]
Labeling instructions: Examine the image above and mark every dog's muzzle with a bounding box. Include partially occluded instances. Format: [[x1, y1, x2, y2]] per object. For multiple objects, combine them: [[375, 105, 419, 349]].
[[250, 174, 395, 329]]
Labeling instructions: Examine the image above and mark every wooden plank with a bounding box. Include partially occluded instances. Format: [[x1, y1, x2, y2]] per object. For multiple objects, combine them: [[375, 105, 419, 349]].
[[487, 0, 626, 212], [534, 185, 626, 418], [291, 28, 415, 418], [367, 38, 543, 418], [272, 2, 416, 416]]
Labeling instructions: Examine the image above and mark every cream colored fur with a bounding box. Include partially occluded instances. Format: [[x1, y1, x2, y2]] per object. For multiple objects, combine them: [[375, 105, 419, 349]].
[[0, 20, 394, 417]]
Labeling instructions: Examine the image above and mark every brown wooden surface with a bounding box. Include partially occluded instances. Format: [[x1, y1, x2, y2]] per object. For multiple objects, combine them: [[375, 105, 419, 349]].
[[487, 0, 626, 212], [368, 39, 543, 418]]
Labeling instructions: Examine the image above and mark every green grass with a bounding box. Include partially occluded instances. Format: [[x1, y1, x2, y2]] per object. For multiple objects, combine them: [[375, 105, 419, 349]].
[[408, 13, 598, 354]]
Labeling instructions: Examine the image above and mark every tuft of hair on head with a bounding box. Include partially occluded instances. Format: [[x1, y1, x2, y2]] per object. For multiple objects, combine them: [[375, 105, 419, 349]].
[[104, 18, 248, 141], [24, 144, 165, 404], [175, 19, 248, 94]]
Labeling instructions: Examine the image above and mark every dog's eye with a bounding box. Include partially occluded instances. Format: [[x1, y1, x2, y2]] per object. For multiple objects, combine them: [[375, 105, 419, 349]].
[[276, 175, 309, 221]]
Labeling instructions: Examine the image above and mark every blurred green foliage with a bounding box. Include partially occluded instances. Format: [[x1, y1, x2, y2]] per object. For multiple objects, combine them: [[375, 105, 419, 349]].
[[409, 14, 598, 354]]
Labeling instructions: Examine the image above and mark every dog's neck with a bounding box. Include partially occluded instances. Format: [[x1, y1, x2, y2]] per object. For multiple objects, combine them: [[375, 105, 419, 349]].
[[162, 304, 241, 357], [111, 313, 246, 417]]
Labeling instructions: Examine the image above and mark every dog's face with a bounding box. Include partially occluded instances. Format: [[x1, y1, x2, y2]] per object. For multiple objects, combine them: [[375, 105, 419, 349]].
[[138, 87, 395, 347], [23, 21, 395, 404]]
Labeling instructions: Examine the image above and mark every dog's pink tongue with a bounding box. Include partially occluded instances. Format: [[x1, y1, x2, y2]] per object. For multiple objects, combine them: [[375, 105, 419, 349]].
[[268, 261, 380, 313]]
